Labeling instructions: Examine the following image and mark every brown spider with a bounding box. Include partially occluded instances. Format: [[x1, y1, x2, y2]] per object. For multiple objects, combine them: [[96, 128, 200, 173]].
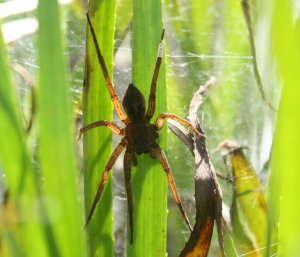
[[80, 14, 206, 243]]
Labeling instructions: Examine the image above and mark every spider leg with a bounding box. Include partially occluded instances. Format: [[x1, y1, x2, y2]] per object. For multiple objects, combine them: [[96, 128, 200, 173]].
[[124, 148, 134, 244], [132, 152, 138, 166], [145, 29, 165, 121], [85, 138, 127, 228], [78, 120, 125, 139], [156, 113, 206, 139], [86, 13, 129, 125], [152, 147, 193, 232]]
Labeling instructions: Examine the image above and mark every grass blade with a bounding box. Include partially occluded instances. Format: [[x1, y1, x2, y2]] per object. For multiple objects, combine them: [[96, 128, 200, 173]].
[[0, 18, 49, 257], [83, 1, 116, 256], [37, 1, 85, 256], [128, 0, 167, 256], [230, 149, 267, 250], [0, 21, 28, 197], [231, 195, 261, 256], [270, 1, 300, 256]]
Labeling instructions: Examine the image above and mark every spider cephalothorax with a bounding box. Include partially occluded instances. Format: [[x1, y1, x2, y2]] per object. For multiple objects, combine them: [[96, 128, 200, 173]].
[[123, 83, 146, 122], [80, 13, 206, 244], [123, 83, 159, 156]]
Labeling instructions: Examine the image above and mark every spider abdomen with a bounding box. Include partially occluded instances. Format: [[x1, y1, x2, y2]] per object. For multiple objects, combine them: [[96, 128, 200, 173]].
[[125, 123, 159, 155]]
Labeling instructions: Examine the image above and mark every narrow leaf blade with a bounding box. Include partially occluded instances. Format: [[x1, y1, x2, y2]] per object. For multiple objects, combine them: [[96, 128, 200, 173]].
[[83, 1, 116, 256]]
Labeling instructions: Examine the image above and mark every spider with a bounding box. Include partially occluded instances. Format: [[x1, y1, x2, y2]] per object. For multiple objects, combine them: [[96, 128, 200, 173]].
[[80, 14, 206, 243]]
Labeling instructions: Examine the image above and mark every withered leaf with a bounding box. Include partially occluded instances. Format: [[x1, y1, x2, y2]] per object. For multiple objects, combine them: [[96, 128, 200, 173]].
[[169, 78, 225, 257]]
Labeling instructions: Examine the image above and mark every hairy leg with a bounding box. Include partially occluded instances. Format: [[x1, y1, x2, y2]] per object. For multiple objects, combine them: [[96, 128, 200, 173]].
[[85, 138, 127, 228], [86, 13, 129, 124], [123, 148, 134, 244], [79, 120, 125, 139], [152, 147, 193, 232], [145, 29, 165, 121], [156, 113, 206, 139]]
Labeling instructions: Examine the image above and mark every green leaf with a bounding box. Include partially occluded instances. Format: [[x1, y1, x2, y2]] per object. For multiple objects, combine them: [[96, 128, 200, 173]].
[[270, 1, 300, 257], [230, 149, 268, 254], [223, 220, 239, 257], [37, 1, 85, 257], [0, 18, 48, 257], [115, 0, 132, 50], [127, 0, 167, 256], [231, 193, 261, 256], [0, 20, 29, 199], [83, 1, 116, 256]]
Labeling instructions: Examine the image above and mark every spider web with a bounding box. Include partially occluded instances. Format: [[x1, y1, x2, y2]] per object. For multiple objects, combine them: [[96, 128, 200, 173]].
[[2, 0, 279, 256]]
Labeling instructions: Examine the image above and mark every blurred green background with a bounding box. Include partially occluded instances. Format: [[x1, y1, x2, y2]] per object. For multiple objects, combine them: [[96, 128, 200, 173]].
[[0, 0, 299, 256]]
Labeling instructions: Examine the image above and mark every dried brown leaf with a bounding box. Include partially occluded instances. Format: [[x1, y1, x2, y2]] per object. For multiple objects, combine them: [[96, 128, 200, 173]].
[[170, 78, 225, 257]]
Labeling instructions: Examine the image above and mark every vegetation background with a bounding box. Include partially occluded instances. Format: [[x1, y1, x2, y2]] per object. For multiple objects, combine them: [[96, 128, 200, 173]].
[[0, 0, 299, 256]]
